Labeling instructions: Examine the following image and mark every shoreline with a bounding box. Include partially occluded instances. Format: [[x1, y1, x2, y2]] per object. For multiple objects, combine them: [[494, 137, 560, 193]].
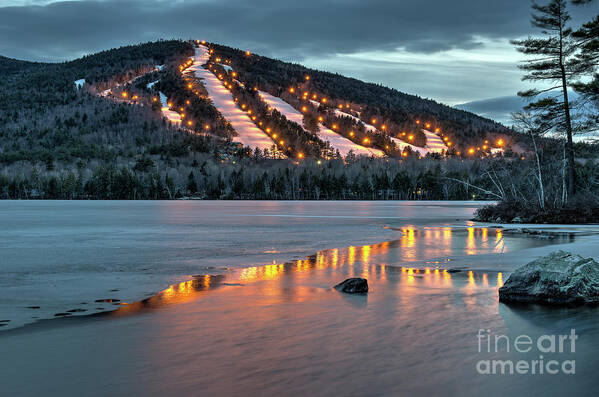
[[2, 201, 597, 332], [3, 221, 597, 333]]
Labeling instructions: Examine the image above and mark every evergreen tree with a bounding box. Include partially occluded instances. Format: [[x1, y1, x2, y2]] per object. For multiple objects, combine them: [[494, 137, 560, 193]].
[[188, 171, 198, 194], [572, 1, 599, 128], [512, 0, 580, 196]]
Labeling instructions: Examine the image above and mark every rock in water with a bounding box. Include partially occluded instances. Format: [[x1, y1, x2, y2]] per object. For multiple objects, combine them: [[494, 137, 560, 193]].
[[334, 278, 368, 294], [499, 251, 599, 305]]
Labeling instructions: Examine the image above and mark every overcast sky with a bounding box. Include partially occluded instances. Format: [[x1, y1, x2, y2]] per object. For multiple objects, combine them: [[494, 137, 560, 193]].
[[0, 0, 596, 105]]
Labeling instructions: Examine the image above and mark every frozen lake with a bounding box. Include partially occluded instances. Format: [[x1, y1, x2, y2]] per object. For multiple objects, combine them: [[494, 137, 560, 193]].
[[1, 200, 598, 396]]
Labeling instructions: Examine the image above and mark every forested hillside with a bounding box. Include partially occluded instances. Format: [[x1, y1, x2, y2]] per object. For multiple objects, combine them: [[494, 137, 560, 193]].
[[207, 42, 515, 152], [3, 39, 596, 202]]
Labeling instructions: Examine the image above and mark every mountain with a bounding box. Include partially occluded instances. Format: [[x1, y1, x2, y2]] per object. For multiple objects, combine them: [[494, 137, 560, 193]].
[[0, 39, 524, 200], [456, 92, 598, 143], [454, 96, 526, 125]]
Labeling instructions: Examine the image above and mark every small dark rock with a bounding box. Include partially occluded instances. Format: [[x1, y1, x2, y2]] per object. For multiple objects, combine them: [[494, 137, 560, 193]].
[[447, 268, 463, 273], [67, 308, 87, 313], [0, 319, 10, 323], [95, 299, 120, 303], [54, 313, 72, 317], [109, 289, 120, 292], [26, 306, 40, 309], [334, 278, 369, 294]]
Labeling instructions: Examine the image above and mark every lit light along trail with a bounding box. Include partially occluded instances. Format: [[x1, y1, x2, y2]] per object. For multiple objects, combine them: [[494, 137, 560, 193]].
[[189, 46, 277, 153], [326, 103, 447, 156], [259, 91, 385, 157], [158, 92, 182, 124]]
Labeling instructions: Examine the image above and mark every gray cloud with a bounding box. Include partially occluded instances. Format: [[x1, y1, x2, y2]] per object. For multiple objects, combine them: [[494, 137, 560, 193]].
[[0, 0, 596, 107], [0, 0, 537, 62]]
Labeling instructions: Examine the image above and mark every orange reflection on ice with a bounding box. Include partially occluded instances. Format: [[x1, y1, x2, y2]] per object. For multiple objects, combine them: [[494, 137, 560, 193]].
[[361, 245, 371, 264], [466, 227, 476, 255], [347, 246, 356, 266]]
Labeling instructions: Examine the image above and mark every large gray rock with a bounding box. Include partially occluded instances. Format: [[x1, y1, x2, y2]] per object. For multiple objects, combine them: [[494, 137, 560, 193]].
[[334, 278, 368, 294], [499, 251, 599, 305]]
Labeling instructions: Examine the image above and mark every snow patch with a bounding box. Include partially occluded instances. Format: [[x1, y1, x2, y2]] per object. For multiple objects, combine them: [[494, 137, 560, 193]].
[[74, 79, 85, 89], [190, 46, 276, 152], [258, 91, 384, 157], [219, 64, 233, 72], [421, 129, 447, 152], [158, 92, 182, 124]]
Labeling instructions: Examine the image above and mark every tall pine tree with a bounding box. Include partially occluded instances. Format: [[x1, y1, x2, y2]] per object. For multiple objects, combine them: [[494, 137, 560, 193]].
[[572, 0, 599, 129], [512, 0, 580, 197]]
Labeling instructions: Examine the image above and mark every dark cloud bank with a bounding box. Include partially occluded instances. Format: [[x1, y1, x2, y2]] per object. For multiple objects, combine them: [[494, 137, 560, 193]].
[[1, 0, 537, 62]]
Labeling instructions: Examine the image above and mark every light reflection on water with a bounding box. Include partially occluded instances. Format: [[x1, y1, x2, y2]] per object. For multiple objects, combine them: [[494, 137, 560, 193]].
[[2, 226, 596, 397], [106, 226, 553, 319]]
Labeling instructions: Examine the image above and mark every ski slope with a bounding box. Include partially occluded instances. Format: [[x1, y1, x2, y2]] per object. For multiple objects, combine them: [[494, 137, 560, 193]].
[[422, 129, 448, 152], [259, 91, 384, 157], [159, 92, 182, 124], [333, 108, 436, 155], [191, 46, 275, 151]]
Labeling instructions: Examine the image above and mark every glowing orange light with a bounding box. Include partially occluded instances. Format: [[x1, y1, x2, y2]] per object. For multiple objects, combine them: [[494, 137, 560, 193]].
[[322, 98, 327, 103], [416, 120, 420, 124], [279, 140, 285, 145], [497, 139, 504, 147], [332, 124, 338, 130], [301, 106, 308, 112], [371, 118, 377, 124], [187, 121, 193, 126], [435, 128, 440, 133], [121, 92, 128, 98], [305, 75, 310, 80], [363, 138, 369, 144], [318, 116, 324, 122], [408, 135, 414, 141], [204, 124, 210, 130], [289, 87, 295, 93], [349, 131, 355, 137], [188, 83, 193, 89], [298, 153, 304, 159], [468, 148, 475, 154]]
